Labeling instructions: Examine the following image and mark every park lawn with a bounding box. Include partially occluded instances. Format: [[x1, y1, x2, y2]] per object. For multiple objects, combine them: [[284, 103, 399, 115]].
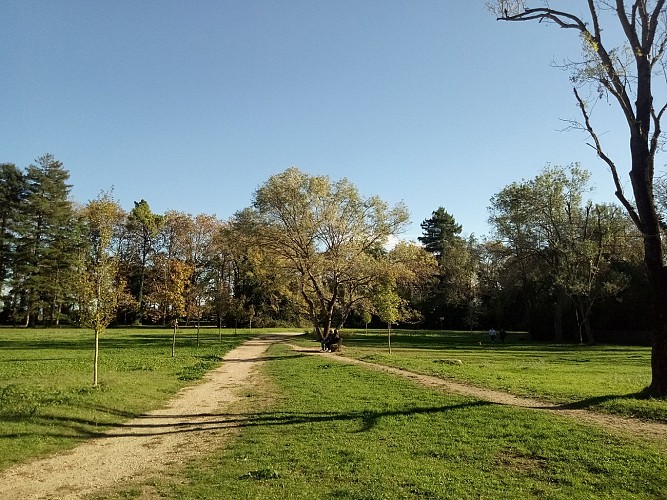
[[108, 342, 667, 500], [293, 330, 667, 423], [0, 326, 263, 471]]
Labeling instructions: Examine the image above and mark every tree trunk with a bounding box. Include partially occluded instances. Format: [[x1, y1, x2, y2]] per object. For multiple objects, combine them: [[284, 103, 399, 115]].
[[583, 316, 594, 345], [553, 297, 564, 342], [172, 321, 177, 357], [630, 54, 667, 396], [648, 269, 667, 395], [93, 328, 100, 387], [388, 322, 392, 354]]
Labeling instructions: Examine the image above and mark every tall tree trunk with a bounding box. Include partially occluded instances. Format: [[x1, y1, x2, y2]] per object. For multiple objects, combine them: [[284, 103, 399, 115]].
[[583, 315, 594, 345], [553, 294, 565, 342], [649, 270, 667, 395], [629, 49, 667, 396]]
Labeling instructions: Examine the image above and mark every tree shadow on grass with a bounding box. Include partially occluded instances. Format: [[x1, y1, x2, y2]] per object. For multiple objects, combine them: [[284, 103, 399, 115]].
[[544, 391, 663, 411], [222, 353, 308, 364], [0, 401, 491, 440]]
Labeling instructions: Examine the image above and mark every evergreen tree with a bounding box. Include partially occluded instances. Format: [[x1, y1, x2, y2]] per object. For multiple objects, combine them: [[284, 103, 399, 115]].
[[11, 155, 76, 325], [0, 163, 27, 319], [418, 207, 462, 261], [419, 208, 477, 328]]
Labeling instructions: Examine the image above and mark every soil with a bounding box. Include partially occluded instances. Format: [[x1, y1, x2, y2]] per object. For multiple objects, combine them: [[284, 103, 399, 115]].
[[1, 335, 665, 499]]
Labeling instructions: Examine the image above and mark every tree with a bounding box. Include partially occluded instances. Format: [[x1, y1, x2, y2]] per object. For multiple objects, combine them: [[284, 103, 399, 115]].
[[125, 200, 164, 324], [11, 155, 77, 325], [247, 167, 409, 338], [184, 214, 220, 329], [0, 163, 26, 320], [489, 164, 636, 342], [419, 208, 478, 328], [76, 193, 127, 386], [375, 277, 401, 354], [206, 221, 237, 333], [491, 1, 667, 394], [418, 207, 463, 261], [387, 241, 438, 325]]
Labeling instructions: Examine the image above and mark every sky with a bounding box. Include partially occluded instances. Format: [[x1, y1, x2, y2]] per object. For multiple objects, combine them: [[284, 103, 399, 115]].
[[1, 1, 648, 241]]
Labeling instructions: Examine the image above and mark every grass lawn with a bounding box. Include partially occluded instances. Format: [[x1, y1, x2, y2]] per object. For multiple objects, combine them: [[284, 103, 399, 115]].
[[292, 329, 667, 423], [0, 326, 265, 471], [111, 342, 667, 499]]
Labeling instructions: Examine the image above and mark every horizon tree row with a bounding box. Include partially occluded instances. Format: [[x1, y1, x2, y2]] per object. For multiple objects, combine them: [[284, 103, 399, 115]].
[[0, 157, 655, 343]]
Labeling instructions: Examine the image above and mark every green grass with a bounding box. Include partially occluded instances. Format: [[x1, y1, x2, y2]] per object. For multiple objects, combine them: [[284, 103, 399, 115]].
[[109, 342, 667, 499], [292, 329, 667, 422], [0, 326, 276, 471]]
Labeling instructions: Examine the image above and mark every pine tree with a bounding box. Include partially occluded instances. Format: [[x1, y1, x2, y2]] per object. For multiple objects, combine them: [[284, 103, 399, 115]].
[[418, 207, 462, 261], [0, 163, 26, 320], [11, 155, 76, 325]]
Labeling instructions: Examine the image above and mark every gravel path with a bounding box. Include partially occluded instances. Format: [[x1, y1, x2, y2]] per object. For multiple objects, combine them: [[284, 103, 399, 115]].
[[0, 334, 296, 500], [1, 335, 665, 499]]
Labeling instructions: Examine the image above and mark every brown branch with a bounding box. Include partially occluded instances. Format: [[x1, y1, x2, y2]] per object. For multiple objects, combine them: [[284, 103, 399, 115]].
[[501, 8, 586, 30], [573, 87, 642, 228], [616, 0, 642, 51], [499, 4, 636, 123], [649, 0, 667, 47], [587, 0, 602, 40], [650, 102, 667, 160]]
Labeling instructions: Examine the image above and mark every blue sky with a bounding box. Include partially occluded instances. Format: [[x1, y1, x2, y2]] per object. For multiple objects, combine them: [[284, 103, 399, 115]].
[[1, 1, 640, 240]]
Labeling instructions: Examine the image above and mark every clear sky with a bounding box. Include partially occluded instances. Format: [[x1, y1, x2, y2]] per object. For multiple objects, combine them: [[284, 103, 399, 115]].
[[1, 1, 642, 241]]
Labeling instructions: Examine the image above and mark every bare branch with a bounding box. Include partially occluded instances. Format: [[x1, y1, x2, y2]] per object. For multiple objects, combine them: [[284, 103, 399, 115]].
[[501, 7, 586, 30], [649, 0, 667, 47], [573, 87, 642, 227], [498, 4, 637, 125], [650, 102, 667, 173], [587, 0, 602, 40]]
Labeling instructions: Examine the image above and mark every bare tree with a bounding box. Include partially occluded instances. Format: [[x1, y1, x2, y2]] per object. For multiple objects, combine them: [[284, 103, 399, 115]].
[[489, 1, 667, 395]]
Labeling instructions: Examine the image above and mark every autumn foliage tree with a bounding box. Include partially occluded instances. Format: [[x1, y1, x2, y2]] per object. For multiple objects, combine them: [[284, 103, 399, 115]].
[[246, 167, 410, 339]]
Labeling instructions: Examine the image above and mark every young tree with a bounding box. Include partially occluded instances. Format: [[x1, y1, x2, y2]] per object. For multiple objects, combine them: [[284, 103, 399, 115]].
[[375, 277, 401, 354], [388, 241, 438, 325], [77, 193, 127, 386], [490, 1, 667, 394]]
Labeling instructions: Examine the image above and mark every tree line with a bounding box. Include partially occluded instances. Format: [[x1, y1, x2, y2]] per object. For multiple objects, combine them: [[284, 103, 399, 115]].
[[0, 156, 656, 345]]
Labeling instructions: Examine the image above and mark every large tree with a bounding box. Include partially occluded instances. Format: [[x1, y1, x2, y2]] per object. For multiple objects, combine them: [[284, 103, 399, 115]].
[[11, 155, 76, 325], [124, 199, 164, 324], [419, 208, 478, 328], [489, 164, 635, 343], [418, 207, 462, 261], [0, 163, 26, 319], [490, 1, 667, 395], [247, 167, 409, 338]]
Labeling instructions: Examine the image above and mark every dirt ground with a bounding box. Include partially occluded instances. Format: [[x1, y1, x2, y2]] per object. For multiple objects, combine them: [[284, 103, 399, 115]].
[[1, 335, 666, 499]]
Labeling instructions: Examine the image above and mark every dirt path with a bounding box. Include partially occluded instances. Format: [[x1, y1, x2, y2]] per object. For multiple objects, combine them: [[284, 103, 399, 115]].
[[0, 334, 297, 500], [300, 346, 667, 451]]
